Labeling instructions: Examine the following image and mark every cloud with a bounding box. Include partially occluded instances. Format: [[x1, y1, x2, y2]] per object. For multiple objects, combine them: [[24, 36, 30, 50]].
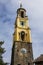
[[0, 21, 14, 63], [0, 0, 9, 4]]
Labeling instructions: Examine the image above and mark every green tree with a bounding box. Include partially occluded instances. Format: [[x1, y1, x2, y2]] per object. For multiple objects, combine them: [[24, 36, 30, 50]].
[[0, 41, 8, 65]]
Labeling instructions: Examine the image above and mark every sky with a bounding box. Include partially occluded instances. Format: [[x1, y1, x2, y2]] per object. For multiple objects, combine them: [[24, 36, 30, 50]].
[[0, 0, 43, 64]]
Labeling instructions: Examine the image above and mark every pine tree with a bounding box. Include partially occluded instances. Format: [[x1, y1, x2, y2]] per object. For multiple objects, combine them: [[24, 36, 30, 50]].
[[0, 41, 8, 65]]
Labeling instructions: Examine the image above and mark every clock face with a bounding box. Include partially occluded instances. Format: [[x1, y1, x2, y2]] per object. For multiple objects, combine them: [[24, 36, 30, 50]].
[[20, 48, 27, 54]]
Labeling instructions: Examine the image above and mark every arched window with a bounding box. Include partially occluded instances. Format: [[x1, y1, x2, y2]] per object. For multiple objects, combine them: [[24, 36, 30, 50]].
[[21, 31, 25, 41], [21, 11, 24, 18]]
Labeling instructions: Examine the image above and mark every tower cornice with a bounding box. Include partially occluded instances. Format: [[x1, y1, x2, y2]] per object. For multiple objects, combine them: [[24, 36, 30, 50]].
[[17, 8, 26, 13], [15, 26, 31, 30]]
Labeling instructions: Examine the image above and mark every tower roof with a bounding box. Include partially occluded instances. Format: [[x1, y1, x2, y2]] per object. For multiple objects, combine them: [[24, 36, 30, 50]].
[[17, 3, 26, 13], [34, 54, 43, 63]]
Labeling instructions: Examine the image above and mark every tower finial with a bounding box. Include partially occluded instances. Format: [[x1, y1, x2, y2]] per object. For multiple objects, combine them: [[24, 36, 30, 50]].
[[19, 0, 22, 8], [20, 3, 22, 8]]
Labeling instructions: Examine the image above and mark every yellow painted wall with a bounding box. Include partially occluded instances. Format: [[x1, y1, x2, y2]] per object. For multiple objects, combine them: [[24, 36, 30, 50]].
[[16, 17, 29, 28], [13, 13, 32, 43], [13, 27, 32, 43]]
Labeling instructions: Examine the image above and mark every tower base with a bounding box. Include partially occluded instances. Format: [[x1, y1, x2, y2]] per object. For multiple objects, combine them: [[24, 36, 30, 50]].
[[11, 41, 34, 65]]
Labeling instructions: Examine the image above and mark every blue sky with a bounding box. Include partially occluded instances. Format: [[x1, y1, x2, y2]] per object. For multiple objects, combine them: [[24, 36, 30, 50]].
[[0, 0, 43, 64]]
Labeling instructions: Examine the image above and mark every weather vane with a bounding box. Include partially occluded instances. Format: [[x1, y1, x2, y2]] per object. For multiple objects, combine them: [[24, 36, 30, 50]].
[[19, 0, 22, 8]]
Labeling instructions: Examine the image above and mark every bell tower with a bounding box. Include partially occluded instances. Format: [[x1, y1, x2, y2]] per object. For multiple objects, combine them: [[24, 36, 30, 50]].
[[11, 4, 33, 65]]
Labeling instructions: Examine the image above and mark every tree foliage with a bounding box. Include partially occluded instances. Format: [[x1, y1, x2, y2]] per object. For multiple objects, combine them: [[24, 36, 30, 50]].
[[0, 41, 8, 65]]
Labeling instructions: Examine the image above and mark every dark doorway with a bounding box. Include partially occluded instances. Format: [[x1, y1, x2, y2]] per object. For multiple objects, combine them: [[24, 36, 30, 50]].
[[18, 64, 21, 65], [28, 63, 30, 65], [21, 11, 24, 18]]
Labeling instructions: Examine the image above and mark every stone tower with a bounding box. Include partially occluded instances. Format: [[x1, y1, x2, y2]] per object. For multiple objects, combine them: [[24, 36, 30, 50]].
[[11, 4, 33, 65]]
